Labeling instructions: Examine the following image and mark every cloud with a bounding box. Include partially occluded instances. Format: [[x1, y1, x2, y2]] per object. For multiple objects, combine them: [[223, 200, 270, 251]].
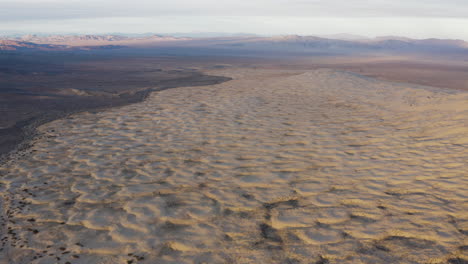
[[1, 0, 467, 39], [1, 0, 468, 22], [1, 16, 468, 41]]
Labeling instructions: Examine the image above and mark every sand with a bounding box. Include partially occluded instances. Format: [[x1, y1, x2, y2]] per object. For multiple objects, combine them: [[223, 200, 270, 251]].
[[0, 68, 467, 263]]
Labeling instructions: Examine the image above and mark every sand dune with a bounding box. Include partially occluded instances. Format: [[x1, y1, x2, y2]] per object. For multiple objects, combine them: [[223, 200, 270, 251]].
[[0, 69, 467, 263]]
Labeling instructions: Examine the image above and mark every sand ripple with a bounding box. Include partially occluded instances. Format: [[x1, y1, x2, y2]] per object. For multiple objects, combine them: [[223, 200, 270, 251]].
[[1, 69, 467, 263]]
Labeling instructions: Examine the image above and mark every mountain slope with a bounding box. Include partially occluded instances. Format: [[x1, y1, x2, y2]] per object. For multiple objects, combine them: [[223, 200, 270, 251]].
[[0, 40, 67, 51]]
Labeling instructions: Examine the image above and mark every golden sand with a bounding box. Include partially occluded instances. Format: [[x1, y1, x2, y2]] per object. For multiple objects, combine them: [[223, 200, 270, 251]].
[[1, 69, 467, 263]]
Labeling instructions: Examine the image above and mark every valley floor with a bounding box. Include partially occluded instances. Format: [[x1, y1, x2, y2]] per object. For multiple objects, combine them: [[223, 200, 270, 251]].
[[1, 68, 467, 263]]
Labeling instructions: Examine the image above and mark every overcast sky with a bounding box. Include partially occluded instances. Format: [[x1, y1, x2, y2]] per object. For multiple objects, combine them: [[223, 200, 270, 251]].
[[1, 0, 468, 39]]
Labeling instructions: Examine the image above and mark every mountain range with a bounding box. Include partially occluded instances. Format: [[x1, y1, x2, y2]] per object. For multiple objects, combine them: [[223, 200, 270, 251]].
[[206, 35, 468, 53], [0, 40, 63, 51], [11, 34, 189, 46], [0, 39, 126, 51], [1, 34, 467, 54]]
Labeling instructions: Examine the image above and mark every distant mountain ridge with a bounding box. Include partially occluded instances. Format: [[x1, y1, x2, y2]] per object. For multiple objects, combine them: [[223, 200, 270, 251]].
[[0, 39, 125, 51], [209, 35, 468, 54], [20, 34, 128, 42], [0, 40, 66, 51], [12, 34, 190, 46], [1, 34, 467, 54]]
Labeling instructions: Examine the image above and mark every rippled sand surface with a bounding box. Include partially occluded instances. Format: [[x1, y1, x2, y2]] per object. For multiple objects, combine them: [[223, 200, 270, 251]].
[[1, 69, 467, 264]]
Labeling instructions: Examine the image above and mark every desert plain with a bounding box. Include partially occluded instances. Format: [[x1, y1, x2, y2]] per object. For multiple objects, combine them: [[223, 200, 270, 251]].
[[0, 58, 467, 263]]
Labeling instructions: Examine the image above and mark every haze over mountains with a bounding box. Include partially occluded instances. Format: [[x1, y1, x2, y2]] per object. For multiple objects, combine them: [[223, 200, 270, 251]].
[[1, 34, 468, 55], [16, 34, 189, 46], [0, 39, 127, 51], [0, 35, 188, 51]]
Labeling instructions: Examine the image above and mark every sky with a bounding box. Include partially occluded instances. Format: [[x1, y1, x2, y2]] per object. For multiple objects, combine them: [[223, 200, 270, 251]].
[[1, 0, 468, 39]]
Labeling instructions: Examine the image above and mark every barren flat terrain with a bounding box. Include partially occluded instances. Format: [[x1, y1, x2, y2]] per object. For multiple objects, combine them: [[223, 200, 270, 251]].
[[0, 53, 230, 159], [1, 68, 467, 263]]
